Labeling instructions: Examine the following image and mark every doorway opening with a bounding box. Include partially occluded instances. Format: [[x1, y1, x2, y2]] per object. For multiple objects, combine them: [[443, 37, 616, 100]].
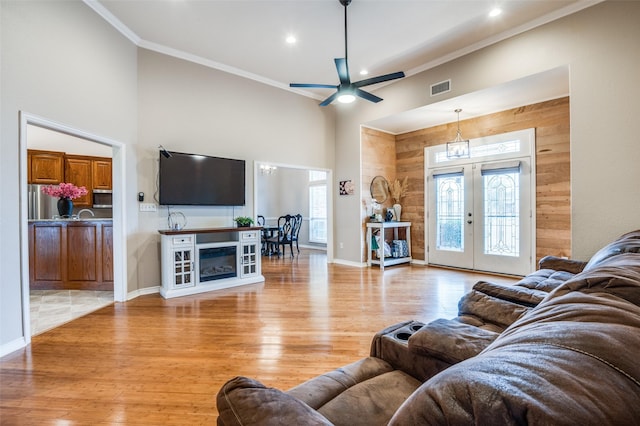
[[19, 112, 127, 343], [425, 129, 536, 276], [254, 161, 333, 262]]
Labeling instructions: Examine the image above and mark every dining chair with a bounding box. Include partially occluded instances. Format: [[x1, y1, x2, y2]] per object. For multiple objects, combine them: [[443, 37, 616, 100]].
[[266, 215, 295, 257], [291, 214, 303, 254]]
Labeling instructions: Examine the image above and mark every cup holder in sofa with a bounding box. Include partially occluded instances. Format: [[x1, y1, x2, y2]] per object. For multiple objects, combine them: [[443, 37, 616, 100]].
[[391, 321, 426, 342], [395, 332, 412, 341]]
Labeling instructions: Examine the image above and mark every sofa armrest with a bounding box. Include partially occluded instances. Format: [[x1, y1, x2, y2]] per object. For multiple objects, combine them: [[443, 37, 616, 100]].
[[408, 318, 499, 364], [370, 320, 452, 381], [217, 376, 333, 426], [538, 255, 587, 274]]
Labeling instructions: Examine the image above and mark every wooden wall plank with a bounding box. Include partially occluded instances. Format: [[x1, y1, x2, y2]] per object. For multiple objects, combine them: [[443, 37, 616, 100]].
[[362, 97, 571, 266]]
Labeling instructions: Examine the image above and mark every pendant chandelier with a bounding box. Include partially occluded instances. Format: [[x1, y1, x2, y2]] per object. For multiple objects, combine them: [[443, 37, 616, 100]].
[[446, 109, 470, 159]]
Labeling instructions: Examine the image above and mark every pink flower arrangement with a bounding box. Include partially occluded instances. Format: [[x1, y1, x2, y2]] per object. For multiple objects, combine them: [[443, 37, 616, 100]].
[[41, 182, 88, 200]]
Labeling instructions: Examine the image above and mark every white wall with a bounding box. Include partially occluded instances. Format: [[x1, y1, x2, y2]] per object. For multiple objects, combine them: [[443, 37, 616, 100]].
[[334, 1, 640, 263], [135, 49, 335, 289], [1, 1, 138, 351]]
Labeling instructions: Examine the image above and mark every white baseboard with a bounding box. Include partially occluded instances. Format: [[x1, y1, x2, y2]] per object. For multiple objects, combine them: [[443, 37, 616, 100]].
[[331, 258, 424, 268], [331, 258, 367, 268], [1, 337, 27, 358], [299, 244, 327, 251], [127, 285, 160, 301]]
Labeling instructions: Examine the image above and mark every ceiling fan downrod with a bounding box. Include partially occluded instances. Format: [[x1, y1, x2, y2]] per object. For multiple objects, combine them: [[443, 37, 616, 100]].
[[341, 0, 351, 62]]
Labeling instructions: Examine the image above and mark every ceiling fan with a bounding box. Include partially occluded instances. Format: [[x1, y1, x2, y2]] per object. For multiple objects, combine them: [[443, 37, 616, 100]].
[[290, 0, 405, 107]]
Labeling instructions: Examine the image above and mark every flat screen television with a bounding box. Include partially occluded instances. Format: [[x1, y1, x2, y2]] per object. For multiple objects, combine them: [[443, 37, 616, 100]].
[[159, 150, 245, 206]]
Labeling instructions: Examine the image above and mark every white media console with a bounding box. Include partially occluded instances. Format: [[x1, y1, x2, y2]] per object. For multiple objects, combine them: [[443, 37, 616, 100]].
[[158, 226, 264, 298]]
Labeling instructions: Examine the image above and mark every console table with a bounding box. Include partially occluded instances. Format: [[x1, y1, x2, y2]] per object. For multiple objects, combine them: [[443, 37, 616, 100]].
[[158, 226, 264, 298], [366, 221, 412, 270]]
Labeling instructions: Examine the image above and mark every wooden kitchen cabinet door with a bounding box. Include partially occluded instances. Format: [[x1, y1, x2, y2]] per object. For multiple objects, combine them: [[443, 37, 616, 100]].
[[64, 156, 92, 206], [92, 159, 112, 190], [29, 222, 65, 288], [28, 150, 64, 184]]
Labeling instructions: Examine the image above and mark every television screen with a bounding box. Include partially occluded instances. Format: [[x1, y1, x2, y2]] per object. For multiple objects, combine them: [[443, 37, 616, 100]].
[[159, 151, 245, 206]]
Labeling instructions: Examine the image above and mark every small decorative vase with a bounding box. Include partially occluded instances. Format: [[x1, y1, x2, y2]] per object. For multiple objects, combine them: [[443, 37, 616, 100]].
[[57, 197, 73, 217], [393, 203, 402, 221]]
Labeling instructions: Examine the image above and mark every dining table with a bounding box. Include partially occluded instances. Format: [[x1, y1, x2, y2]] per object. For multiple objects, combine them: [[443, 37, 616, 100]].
[[261, 225, 281, 255]]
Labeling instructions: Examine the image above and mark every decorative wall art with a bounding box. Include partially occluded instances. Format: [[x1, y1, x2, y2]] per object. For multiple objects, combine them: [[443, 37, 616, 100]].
[[339, 180, 355, 195]]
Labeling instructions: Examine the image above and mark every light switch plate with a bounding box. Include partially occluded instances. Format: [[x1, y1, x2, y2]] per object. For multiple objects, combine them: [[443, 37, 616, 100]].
[[139, 203, 157, 212]]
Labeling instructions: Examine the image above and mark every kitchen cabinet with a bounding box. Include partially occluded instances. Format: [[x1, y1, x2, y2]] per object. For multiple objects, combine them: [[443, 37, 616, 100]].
[[28, 150, 64, 184], [28, 220, 113, 290], [92, 159, 112, 190], [64, 156, 92, 207], [65, 155, 112, 206]]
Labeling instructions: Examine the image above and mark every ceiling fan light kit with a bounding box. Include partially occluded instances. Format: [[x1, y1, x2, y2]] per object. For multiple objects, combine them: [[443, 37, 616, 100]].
[[290, 0, 405, 107]]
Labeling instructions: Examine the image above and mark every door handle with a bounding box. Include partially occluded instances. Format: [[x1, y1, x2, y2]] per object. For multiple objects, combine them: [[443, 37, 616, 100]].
[[467, 220, 472, 224]]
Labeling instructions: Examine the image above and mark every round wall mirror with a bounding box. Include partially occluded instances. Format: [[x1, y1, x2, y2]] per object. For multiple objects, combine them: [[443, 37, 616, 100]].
[[370, 176, 390, 203]]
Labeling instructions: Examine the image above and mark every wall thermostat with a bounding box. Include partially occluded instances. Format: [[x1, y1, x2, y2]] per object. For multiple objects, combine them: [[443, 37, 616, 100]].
[[138, 192, 144, 202]]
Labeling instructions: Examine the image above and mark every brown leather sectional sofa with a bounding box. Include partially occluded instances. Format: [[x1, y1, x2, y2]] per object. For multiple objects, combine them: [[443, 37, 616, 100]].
[[216, 230, 640, 425]]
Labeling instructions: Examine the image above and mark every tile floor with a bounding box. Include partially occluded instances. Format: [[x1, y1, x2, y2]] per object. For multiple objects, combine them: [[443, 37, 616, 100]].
[[30, 290, 114, 336]]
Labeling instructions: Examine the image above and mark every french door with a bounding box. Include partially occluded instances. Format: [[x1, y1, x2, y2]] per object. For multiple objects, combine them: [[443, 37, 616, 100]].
[[425, 129, 535, 276]]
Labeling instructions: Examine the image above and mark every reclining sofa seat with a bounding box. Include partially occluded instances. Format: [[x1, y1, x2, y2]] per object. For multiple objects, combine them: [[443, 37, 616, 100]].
[[216, 231, 640, 426]]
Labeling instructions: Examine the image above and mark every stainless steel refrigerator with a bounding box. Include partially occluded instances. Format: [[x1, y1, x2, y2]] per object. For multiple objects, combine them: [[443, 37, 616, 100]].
[[28, 184, 59, 220]]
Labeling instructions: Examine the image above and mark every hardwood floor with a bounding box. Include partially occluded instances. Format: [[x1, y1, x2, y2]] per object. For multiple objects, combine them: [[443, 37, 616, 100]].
[[1, 249, 517, 425]]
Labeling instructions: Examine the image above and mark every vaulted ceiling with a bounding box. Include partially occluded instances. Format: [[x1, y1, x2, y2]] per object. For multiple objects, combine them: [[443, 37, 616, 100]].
[[88, 0, 598, 131]]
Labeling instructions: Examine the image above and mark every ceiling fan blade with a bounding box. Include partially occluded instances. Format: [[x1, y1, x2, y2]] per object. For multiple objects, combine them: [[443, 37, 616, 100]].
[[319, 91, 340, 107], [334, 58, 351, 85], [353, 71, 405, 88], [290, 83, 338, 89], [355, 88, 383, 103]]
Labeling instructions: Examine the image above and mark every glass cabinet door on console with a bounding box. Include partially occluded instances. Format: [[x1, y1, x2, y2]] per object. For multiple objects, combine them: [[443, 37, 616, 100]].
[[240, 231, 260, 278], [167, 236, 195, 289]]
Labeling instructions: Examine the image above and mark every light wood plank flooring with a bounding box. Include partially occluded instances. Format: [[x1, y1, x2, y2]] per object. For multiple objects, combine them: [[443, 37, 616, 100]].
[[1, 249, 517, 425]]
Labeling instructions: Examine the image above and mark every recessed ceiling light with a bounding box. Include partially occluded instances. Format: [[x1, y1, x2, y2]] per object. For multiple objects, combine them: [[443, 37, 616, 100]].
[[360, 69, 369, 76], [285, 34, 297, 44], [489, 8, 502, 17]]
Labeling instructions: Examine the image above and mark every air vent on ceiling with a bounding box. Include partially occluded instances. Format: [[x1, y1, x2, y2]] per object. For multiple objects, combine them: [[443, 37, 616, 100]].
[[430, 79, 451, 96]]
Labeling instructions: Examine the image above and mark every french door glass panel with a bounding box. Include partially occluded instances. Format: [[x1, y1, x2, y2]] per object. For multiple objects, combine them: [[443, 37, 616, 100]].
[[435, 172, 464, 252], [482, 167, 520, 257], [428, 168, 473, 269]]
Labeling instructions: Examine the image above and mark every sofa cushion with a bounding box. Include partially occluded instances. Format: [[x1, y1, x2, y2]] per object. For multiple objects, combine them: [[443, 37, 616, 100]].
[[217, 376, 333, 426], [537, 255, 587, 274], [315, 369, 421, 426], [408, 318, 499, 364], [286, 357, 393, 410], [457, 290, 529, 329], [472, 280, 548, 306], [513, 268, 576, 292], [584, 238, 640, 271]]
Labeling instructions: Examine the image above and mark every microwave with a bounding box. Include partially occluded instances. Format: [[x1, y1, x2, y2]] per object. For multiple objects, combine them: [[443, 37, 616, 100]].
[[93, 189, 112, 208]]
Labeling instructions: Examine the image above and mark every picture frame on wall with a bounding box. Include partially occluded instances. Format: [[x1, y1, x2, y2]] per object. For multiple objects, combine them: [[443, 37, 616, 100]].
[[339, 180, 354, 195]]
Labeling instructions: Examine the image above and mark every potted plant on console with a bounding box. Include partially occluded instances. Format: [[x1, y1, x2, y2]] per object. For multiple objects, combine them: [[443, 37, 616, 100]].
[[234, 216, 254, 228]]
